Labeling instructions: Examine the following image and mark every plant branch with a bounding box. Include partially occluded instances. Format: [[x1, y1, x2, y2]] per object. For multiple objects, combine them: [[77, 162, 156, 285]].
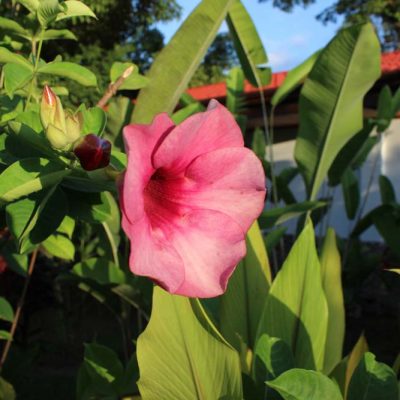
[[0, 248, 38, 372], [97, 66, 134, 109]]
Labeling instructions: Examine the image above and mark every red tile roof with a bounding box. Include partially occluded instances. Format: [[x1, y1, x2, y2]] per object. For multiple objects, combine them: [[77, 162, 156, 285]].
[[187, 51, 400, 102]]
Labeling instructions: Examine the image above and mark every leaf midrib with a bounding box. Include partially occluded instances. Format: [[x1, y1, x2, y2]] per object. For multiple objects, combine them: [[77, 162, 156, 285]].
[[309, 27, 365, 201]]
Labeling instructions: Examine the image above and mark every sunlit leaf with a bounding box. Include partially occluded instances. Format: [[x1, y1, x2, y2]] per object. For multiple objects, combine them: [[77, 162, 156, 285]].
[[271, 50, 320, 107], [38, 61, 97, 87], [320, 228, 344, 374], [0, 297, 14, 322], [257, 221, 328, 370], [219, 222, 271, 370], [295, 23, 380, 200], [0, 158, 70, 206], [56, 0, 97, 21], [132, 0, 233, 123], [347, 352, 398, 400], [226, 0, 270, 87], [266, 369, 342, 400], [110, 62, 149, 91], [137, 287, 243, 399]]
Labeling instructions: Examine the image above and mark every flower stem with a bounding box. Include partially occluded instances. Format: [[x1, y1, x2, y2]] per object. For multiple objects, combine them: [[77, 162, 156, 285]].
[[0, 248, 38, 372], [97, 66, 134, 109]]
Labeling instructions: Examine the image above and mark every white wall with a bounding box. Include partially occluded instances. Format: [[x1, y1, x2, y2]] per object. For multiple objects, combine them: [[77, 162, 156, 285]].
[[267, 119, 400, 241]]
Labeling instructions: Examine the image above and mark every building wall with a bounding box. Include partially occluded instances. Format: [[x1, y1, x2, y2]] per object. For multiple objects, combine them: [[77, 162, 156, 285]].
[[268, 119, 400, 242]]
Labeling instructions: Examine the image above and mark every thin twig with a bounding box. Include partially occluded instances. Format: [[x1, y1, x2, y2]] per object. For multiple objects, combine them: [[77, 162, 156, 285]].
[[97, 66, 134, 109], [0, 248, 38, 371]]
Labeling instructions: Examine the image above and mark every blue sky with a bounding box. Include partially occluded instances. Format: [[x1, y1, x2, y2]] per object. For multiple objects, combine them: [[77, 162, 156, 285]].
[[155, 1, 343, 72]]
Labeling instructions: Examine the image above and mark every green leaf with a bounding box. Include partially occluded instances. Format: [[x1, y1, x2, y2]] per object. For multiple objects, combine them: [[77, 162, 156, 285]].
[[253, 334, 295, 392], [271, 50, 321, 107], [37, 0, 61, 27], [320, 228, 345, 374], [41, 29, 77, 41], [42, 233, 75, 260], [109, 62, 149, 91], [0, 47, 33, 69], [38, 61, 97, 87], [226, 67, 245, 118], [264, 226, 287, 254], [0, 297, 14, 322], [105, 96, 133, 146], [137, 287, 243, 400], [131, 0, 233, 123], [171, 102, 205, 125], [57, 215, 75, 239], [342, 334, 369, 397], [83, 343, 123, 396], [17, 0, 39, 12], [72, 258, 126, 285], [376, 85, 393, 132], [56, 0, 97, 21], [7, 121, 55, 159], [258, 201, 326, 229], [6, 187, 67, 253], [0, 330, 12, 340], [0, 17, 28, 39], [219, 222, 271, 369], [347, 352, 398, 400], [251, 127, 266, 160], [2, 243, 28, 276], [257, 221, 328, 370], [328, 121, 375, 186], [266, 369, 343, 400], [0, 158, 70, 206], [391, 86, 400, 116], [341, 168, 359, 220], [0, 377, 16, 400], [3, 63, 33, 98], [81, 106, 107, 136], [379, 175, 396, 205], [371, 206, 400, 259], [66, 190, 112, 223], [294, 23, 381, 200], [226, 0, 270, 87]]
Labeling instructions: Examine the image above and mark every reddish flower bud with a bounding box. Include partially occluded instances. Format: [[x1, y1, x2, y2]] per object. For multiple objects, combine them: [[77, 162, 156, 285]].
[[73, 134, 112, 171]]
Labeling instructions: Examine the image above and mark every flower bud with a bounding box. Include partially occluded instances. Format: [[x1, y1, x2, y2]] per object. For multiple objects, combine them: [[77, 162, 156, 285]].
[[65, 112, 83, 143], [73, 134, 112, 171], [46, 124, 70, 150], [40, 85, 66, 132]]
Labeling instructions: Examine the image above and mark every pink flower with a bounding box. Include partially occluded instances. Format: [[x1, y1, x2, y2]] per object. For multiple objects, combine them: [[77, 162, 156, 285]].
[[120, 100, 266, 298]]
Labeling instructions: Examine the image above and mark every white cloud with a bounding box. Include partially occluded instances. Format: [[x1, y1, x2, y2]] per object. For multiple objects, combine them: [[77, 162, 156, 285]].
[[288, 33, 309, 46], [268, 51, 292, 70]]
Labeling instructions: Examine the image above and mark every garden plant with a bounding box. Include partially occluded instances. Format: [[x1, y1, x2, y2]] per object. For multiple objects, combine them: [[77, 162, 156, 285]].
[[0, 0, 399, 399]]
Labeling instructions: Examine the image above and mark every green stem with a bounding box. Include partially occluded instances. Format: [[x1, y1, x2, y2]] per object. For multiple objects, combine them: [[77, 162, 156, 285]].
[[25, 31, 44, 109]]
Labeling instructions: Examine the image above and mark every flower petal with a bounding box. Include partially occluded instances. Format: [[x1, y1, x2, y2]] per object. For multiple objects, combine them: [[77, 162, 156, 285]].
[[184, 147, 266, 231], [122, 213, 185, 293], [153, 100, 244, 175], [146, 148, 266, 232], [171, 209, 246, 298], [121, 113, 174, 223]]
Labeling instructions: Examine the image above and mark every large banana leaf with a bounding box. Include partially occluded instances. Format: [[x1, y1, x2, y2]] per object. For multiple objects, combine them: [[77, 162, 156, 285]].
[[320, 229, 345, 374], [131, 0, 233, 124], [226, 0, 270, 87], [219, 222, 271, 370], [257, 221, 328, 370], [294, 23, 380, 200], [137, 287, 243, 400], [271, 50, 320, 107]]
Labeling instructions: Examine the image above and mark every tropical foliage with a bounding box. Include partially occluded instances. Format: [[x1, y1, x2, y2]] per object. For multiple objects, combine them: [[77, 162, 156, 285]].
[[0, 0, 399, 399]]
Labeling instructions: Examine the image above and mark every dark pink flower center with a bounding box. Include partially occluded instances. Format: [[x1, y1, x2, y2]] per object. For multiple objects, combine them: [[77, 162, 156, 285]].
[[143, 169, 190, 227]]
